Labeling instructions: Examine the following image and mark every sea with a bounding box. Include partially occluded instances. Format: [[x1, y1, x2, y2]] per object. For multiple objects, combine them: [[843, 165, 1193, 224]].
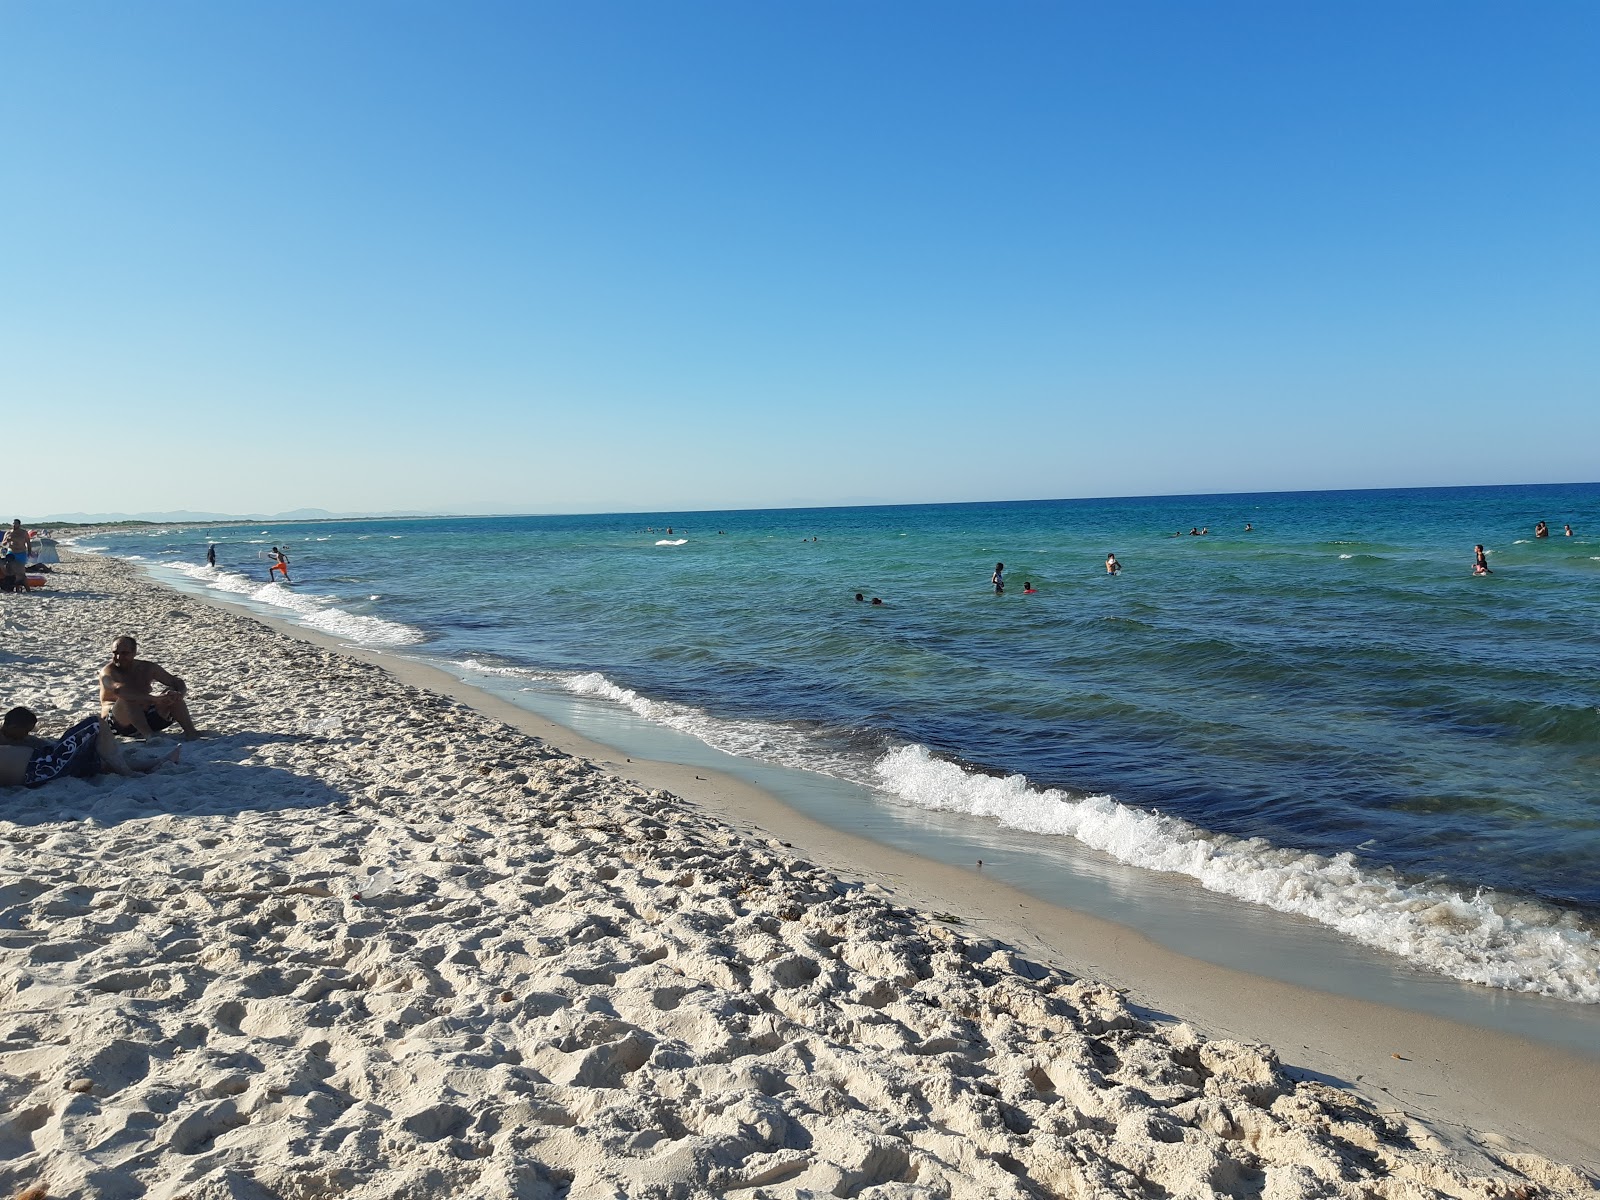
[[74, 483, 1600, 1009]]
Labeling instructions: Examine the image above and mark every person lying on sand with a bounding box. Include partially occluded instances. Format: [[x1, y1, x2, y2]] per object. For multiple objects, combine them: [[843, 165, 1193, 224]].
[[0, 710, 177, 787], [1, 707, 53, 753], [99, 635, 200, 739]]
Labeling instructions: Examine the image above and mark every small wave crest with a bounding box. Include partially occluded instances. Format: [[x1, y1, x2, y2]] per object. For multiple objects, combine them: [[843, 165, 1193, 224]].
[[453, 660, 873, 782], [458, 661, 1599, 1001], [874, 745, 1600, 1003], [655, 538, 688, 546], [165, 562, 424, 646]]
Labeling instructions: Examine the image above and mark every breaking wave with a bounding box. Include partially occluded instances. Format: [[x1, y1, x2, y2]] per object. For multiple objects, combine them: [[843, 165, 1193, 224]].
[[874, 744, 1600, 1003], [160, 561, 425, 646]]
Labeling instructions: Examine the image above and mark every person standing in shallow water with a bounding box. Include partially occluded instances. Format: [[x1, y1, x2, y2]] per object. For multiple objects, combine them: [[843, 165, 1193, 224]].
[[206, 543, 216, 567], [1534, 521, 1549, 538], [1473, 545, 1492, 575], [1106, 553, 1121, 575], [991, 562, 1005, 594]]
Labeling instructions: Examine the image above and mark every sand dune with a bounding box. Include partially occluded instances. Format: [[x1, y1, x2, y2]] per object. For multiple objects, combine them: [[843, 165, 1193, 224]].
[[0, 554, 1593, 1198]]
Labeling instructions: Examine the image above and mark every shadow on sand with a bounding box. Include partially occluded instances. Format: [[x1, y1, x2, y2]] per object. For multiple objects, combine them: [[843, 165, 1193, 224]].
[[0, 750, 352, 829]]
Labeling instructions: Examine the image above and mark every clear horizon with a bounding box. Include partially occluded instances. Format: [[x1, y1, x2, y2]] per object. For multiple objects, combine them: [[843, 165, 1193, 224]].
[[6, 2, 1598, 517], [29, 477, 1600, 527]]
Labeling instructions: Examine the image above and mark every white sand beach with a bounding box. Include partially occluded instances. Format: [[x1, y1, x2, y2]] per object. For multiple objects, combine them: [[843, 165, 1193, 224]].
[[1, 552, 1596, 1199]]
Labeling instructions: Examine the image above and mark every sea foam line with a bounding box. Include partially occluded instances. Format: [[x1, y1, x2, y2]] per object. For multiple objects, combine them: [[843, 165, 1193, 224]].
[[160, 561, 425, 647], [454, 660, 873, 784], [874, 744, 1600, 1004], [461, 659, 1600, 1003]]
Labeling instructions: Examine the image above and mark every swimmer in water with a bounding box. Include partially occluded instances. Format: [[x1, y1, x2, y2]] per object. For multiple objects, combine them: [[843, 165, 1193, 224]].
[[992, 562, 1005, 594], [1564, 524, 1573, 537], [1244, 522, 1253, 532], [1534, 520, 1549, 538], [1106, 553, 1121, 575], [871, 597, 883, 605], [1189, 528, 1200, 536], [1473, 544, 1492, 575], [854, 593, 864, 602], [1023, 581, 1037, 594]]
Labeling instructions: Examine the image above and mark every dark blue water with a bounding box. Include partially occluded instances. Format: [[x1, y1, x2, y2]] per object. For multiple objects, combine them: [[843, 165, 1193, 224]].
[[85, 483, 1600, 1000]]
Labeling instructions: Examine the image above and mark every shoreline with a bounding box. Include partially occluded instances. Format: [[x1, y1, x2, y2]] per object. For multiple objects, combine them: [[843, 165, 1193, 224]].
[[89, 520, 1600, 1018], [119, 551, 1600, 1031], [444, 660, 1600, 1055], [2, 553, 1596, 1197], [148, 558, 1600, 1167], [106, 560, 1600, 1158]]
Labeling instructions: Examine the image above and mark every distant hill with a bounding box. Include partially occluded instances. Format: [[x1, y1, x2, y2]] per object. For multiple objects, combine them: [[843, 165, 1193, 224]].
[[36, 509, 440, 524]]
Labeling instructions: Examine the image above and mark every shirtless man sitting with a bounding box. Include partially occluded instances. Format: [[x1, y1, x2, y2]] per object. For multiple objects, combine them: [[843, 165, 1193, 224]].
[[100, 635, 200, 739]]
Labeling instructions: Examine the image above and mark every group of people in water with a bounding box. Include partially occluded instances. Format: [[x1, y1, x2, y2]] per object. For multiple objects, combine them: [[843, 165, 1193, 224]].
[[1, 635, 198, 789], [1473, 520, 1575, 575], [987, 554, 1122, 597], [941, 517, 1574, 593]]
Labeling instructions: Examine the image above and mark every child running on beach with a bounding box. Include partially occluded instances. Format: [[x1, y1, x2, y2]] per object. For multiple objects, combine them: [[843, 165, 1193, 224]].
[[268, 547, 291, 583]]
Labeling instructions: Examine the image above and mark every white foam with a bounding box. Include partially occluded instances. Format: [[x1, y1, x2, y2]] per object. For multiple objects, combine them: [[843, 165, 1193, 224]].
[[163, 562, 424, 647], [873, 744, 1600, 1004], [452, 660, 869, 783], [656, 539, 688, 546], [445, 658, 1600, 1002]]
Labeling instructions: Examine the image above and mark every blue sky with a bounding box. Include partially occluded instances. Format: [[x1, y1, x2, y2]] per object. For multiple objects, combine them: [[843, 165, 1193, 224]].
[[4, 2, 1597, 517]]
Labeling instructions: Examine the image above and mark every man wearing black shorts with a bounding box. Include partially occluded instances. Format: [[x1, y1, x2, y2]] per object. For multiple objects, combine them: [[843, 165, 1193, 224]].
[[99, 636, 200, 739]]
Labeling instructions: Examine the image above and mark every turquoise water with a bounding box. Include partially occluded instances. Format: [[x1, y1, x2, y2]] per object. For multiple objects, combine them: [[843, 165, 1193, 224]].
[[85, 483, 1600, 1002]]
